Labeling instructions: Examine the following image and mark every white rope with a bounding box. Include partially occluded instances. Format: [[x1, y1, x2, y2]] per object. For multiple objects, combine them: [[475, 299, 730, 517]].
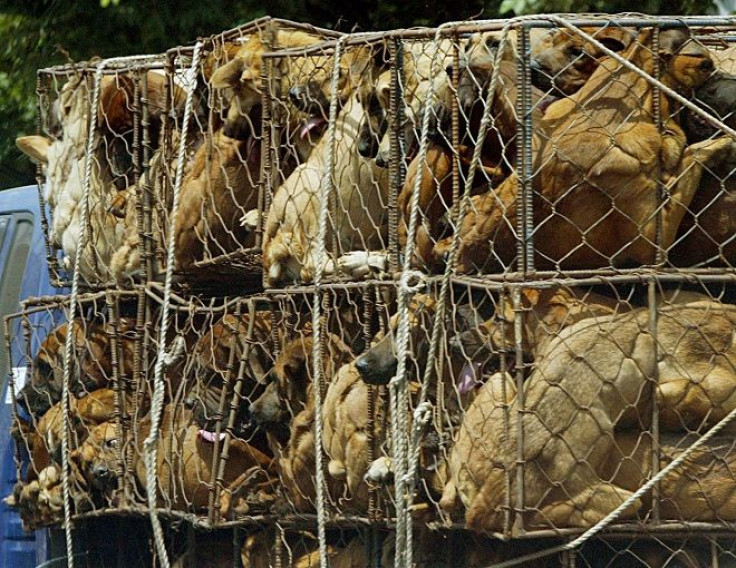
[[311, 35, 347, 568], [57, 51, 169, 568], [391, 21, 518, 567], [143, 42, 202, 568], [58, 64, 104, 568]]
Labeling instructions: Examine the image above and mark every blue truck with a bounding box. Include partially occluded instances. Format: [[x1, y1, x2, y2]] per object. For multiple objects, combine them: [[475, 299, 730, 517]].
[[0, 184, 56, 567]]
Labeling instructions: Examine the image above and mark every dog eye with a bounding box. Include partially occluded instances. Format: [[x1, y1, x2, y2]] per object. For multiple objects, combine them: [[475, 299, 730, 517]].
[[569, 46, 584, 58], [104, 438, 119, 450]]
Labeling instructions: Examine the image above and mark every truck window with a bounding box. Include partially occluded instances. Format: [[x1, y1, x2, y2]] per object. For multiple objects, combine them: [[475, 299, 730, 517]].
[[0, 213, 34, 389]]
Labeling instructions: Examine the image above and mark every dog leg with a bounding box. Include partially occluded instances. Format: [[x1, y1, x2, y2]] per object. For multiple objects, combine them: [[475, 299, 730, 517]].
[[656, 137, 736, 258], [337, 250, 388, 278], [240, 208, 259, 232], [534, 482, 641, 529]]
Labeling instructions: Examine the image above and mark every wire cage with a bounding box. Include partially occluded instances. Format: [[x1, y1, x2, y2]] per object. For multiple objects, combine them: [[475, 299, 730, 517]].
[[30, 53, 192, 290], [159, 18, 344, 291], [16, 11, 736, 568], [4, 290, 145, 529]]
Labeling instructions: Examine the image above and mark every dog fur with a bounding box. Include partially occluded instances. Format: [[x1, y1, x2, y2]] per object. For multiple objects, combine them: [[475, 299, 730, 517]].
[[72, 405, 274, 515], [442, 300, 736, 533], [436, 28, 727, 273], [16, 318, 137, 419], [263, 91, 390, 286], [249, 333, 354, 513]]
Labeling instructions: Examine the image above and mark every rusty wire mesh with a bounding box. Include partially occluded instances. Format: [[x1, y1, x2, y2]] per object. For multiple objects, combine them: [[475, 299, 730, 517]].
[[15, 11, 736, 568]]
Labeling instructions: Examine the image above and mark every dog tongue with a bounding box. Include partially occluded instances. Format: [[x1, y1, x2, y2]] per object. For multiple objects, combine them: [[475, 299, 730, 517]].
[[538, 95, 559, 115], [457, 362, 483, 395], [300, 117, 326, 140], [198, 429, 226, 443]]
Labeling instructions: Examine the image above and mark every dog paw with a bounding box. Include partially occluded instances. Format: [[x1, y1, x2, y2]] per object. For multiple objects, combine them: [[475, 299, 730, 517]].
[[240, 209, 259, 231], [337, 250, 388, 278], [364, 456, 394, 484], [163, 335, 186, 368]]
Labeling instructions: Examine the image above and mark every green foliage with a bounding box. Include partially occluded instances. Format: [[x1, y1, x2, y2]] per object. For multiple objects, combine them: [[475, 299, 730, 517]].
[[0, 0, 718, 188]]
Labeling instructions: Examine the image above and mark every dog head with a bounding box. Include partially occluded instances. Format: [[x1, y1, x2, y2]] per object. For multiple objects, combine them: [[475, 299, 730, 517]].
[[530, 26, 633, 95], [687, 71, 736, 142], [185, 312, 272, 438], [657, 29, 714, 91], [357, 69, 391, 163], [355, 294, 437, 385], [70, 421, 119, 494]]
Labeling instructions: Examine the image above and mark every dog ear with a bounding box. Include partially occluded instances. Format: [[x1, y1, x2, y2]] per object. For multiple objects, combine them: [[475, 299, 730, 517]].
[[16, 135, 51, 165], [657, 29, 691, 59], [593, 27, 633, 55], [211, 57, 245, 90]]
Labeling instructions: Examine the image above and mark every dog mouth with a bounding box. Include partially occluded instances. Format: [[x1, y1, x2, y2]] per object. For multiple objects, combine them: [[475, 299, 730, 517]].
[[198, 429, 227, 444], [457, 362, 483, 395], [299, 116, 328, 140], [537, 94, 560, 115]]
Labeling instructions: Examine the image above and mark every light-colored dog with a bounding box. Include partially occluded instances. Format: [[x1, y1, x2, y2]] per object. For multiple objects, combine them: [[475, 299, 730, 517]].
[[248, 333, 354, 513], [263, 90, 390, 286], [17, 72, 181, 284], [436, 28, 730, 273], [442, 300, 736, 533]]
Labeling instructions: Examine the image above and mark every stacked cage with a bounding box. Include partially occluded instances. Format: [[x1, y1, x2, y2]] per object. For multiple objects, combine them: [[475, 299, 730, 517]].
[[10, 12, 736, 568]]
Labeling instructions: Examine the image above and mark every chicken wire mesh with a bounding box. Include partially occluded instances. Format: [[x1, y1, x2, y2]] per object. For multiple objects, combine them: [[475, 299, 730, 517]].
[[162, 19, 344, 289], [14, 11, 736, 568], [28, 55, 192, 290]]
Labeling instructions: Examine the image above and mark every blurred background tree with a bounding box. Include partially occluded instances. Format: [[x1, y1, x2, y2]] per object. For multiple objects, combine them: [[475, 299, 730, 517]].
[[0, 0, 717, 188]]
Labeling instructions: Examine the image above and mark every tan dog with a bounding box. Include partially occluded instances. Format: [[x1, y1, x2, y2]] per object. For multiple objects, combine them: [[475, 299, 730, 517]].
[[186, 309, 276, 445], [209, 29, 335, 141], [436, 28, 729, 273], [17, 72, 183, 284], [443, 300, 736, 533], [173, 128, 262, 271], [262, 91, 390, 286], [530, 26, 634, 96], [10, 388, 120, 528], [249, 334, 354, 512], [241, 531, 367, 568], [73, 405, 274, 515]]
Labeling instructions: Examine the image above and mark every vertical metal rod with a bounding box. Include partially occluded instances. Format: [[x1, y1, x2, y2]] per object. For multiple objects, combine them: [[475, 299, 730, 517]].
[[450, 37, 461, 224], [105, 292, 126, 506], [513, 284, 526, 535], [516, 25, 535, 275], [388, 38, 404, 273], [35, 73, 58, 285], [652, 26, 665, 267], [647, 281, 661, 523], [208, 301, 243, 524]]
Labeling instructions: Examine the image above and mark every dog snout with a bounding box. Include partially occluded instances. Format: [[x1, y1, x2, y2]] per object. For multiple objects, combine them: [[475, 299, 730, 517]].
[[530, 59, 554, 92], [700, 58, 715, 73], [356, 335, 398, 385], [375, 150, 388, 168], [357, 128, 378, 158], [92, 464, 110, 479]]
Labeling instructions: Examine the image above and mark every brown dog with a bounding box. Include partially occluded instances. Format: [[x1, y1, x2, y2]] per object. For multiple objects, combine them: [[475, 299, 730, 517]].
[[442, 299, 736, 533], [16, 318, 137, 419], [436, 28, 728, 273], [186, 309, 276, 445], [10, 388, 120, 528], [73, 405, 274, 515], [249, 333, 354, 512], [672, 70, 736, 267], [530, 26, 634, 96]]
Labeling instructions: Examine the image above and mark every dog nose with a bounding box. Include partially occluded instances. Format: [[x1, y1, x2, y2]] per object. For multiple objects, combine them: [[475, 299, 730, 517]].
[[700, 58, 715, 72], [355, 355, 371, 379], [375, 152, 388, 168], [92, 465, 109, 479]]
